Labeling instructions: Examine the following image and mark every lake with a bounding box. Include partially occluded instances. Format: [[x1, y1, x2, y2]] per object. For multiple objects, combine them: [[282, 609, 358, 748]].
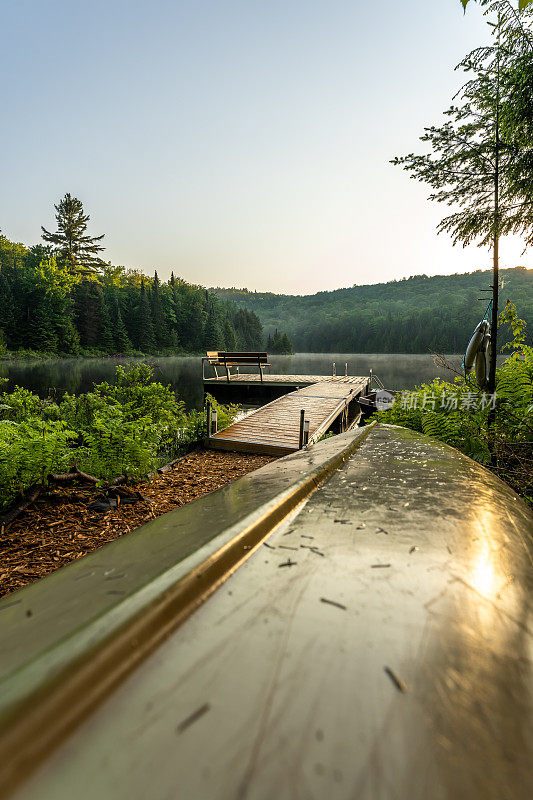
[[0, 353, 480, 411]]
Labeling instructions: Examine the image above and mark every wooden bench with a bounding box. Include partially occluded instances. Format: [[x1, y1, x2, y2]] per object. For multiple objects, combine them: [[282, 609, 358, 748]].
[[204, 351, 271, 382]]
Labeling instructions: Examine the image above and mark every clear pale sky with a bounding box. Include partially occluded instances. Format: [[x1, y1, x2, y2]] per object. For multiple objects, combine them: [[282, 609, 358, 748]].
[[1, 0, 531, 293]]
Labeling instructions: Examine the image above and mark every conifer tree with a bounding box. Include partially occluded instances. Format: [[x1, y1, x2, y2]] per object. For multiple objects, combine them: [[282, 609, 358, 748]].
[[181, 293, 205, 352], [26, 300, 58, 352], [150, 272, 168, 348], [271, 329, 283, 354], [41, 193, 105, 276], [51, 307, 80, 354], [203, 296, 225, 349], [97, 292, 115, 351], [137, 280, 156, 352], [223, 317, 237, 350], [280, 333, 294, 354], [0, 269, 14, 348], [169, 272, 183, 343], [111, 296, 132, 352], [74, 281, 112, 349]]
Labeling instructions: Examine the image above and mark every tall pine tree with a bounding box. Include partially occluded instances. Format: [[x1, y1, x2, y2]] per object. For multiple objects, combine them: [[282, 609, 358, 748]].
[[42, 193, 105, 277], [150, 272, 168, 348], [137, 280, 156, 352], [203, 295, 225, 349], [111, 295, 132, 352]]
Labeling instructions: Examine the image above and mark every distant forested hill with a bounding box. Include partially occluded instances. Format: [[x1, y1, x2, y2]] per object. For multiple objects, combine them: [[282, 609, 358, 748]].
[[213, 268, 533, 353]]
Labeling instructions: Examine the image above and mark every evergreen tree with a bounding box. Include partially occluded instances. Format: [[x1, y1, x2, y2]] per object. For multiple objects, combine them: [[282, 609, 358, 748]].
[[51, 307, 80, 354], [181, 293, 205, 352], [121, 287, 140, 347], [97, 292, 114, 351], [111, 295, 132, 352], [203, 296, 225, 349], [26, 299, 58, 352], [170, 273, 184, 345], [41, 193, 105, 276], [271, 329, 283, 354], [74, 280, 112, 349], [150, 271, 168, 348], [233, 307, 263, 349], [280, 333, 294, 354], [223, 317, 237, 350], [137, 280, 156, 352], [0, 269, 14, 348]]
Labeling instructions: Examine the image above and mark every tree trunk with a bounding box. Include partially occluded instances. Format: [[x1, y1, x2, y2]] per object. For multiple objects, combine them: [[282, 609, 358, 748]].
[[488, 20, 501, 461], [488, 233, 499, 397]]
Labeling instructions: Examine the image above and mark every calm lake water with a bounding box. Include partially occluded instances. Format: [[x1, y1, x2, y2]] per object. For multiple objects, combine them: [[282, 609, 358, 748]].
[[0, 353, 475, 411]]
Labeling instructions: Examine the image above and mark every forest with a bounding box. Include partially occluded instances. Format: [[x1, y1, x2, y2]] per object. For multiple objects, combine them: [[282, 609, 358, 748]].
[[0, 229, 266, 357], [214, 267, 533, 353]]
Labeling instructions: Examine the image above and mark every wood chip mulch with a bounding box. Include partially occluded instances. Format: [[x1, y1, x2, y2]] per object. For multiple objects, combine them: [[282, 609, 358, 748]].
[[0, 450, 276, 599]]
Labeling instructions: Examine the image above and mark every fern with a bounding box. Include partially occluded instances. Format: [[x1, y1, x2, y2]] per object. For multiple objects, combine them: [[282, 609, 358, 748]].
[[0, 365, 240, 512]]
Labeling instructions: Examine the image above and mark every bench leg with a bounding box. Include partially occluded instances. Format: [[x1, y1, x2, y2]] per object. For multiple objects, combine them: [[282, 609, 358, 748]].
[[225, 364, 230, 382], [259, 361, 263, 383]]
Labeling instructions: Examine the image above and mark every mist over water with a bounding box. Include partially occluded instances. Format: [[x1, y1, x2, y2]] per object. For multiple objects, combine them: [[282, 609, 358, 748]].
[[1, 353, 502, 411]]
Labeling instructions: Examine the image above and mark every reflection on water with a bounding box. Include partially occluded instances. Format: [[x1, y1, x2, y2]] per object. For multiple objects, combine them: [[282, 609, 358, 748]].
[[0, 353, 501, 411], [0, 357, 203, 409]]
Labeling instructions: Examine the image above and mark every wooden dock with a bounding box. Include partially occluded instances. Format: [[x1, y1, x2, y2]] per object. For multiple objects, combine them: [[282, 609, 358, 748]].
[[208, 377, 369, 454]]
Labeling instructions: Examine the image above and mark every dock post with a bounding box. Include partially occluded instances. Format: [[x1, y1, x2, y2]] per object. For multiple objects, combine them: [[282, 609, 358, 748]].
[[332, 362, 336, 377], [299, 409, 305, 449], [303, 418, 310, 446], [345, 362, 348, 377], [206, 400, 212, 442]]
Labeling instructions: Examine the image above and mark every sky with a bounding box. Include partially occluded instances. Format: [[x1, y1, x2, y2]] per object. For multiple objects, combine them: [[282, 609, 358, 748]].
[[1, 0, 532, 294]]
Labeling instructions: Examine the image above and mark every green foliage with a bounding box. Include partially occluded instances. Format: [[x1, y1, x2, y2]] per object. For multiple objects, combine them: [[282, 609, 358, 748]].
[[0, 420, 76, 504], [499, 298, 528, 350], [0, 365, 239, 512]]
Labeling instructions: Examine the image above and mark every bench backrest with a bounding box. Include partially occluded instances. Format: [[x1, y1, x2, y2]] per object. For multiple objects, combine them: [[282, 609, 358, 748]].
[[206, 351, 268, 365]]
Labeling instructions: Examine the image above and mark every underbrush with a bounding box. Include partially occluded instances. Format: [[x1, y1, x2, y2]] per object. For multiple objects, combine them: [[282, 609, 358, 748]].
[[0, 364, 238, 512]]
